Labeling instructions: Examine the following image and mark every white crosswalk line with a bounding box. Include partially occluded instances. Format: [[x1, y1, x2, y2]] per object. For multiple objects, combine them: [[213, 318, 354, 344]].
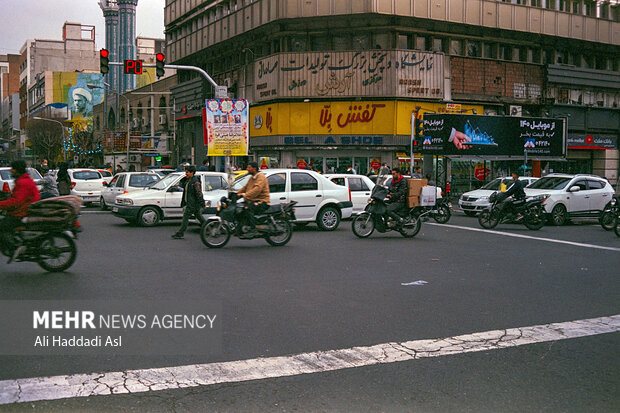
[[1, 315, 618, 405], [428, 223, 620, 252]]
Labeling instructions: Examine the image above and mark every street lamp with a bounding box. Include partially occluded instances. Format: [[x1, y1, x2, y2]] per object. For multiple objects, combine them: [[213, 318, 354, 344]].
[[88, 82, 131, 170], [32, 117, 66, 161]]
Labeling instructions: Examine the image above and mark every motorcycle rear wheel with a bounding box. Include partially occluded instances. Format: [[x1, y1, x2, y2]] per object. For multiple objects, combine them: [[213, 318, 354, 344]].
[[37, 233, 77, 272], [200, 221, 231, 248], [599, 210, 616, 231], [478, 210, 499, 229], [433, 204, 451, 224], [399, 215, 421, 238], [352, 213, 375, 238], [265, 219, 293, 246]]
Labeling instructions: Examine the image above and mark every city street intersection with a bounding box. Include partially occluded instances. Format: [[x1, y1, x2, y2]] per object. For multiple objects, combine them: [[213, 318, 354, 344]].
[[0, 210, 618, 412]]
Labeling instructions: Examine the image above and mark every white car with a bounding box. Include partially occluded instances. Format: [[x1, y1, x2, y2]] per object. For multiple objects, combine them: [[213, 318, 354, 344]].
[[68, 169, 107, 206], [232, 169, 353, 230], [0, 167, 43, 199], [323, 174, 375, 214], [100, 172, 160, 210], [112, 171, 229, 226], [524, 173, 614, 225], [97, 169, 114, 185], [459, 177, 539, 216]]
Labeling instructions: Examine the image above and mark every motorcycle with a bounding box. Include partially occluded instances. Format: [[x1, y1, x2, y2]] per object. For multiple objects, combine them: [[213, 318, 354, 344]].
[[0, 197, 81, 272], [415, 196, 452, 224], [599, 195, 618, 231], [352, 183, 422, 238], [200, 193, 297, 248], [478, 191, 546, 230]]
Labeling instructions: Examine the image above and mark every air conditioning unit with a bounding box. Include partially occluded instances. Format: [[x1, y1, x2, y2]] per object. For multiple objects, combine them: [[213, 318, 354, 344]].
[[129, 155, 140, 162], [509, 105, 522, 117], [159, 114, 167, 125], [132, 118, 138, 128]]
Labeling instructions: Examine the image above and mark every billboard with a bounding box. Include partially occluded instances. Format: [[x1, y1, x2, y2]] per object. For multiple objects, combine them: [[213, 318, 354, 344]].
[[255, 50, 444, 102], [420, 114, 566, 157], [203, 99, 248, 156]]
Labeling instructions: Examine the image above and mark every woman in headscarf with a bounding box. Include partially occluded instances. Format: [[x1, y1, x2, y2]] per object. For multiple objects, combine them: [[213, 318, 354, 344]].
[[57, 162, 71, 196]]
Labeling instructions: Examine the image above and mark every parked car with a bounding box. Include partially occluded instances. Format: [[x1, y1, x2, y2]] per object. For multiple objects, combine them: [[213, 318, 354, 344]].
[[100, 172, 160, 210], [0, 167, 43, 200], [524, 173, 614, 225], [68, 169, 107, 206], [323, 174, 375, 214], [112, 171, 229, 226], [459, 176, 539, 216], [231, 169, 353, 230]]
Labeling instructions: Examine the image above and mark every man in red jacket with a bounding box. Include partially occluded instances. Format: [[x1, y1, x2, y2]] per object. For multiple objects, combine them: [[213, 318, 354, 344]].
[[0, 160, 40, 260]]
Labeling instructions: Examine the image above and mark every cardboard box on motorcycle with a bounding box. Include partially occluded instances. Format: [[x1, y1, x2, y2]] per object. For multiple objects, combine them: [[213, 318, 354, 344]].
[[406, 178, 427, 208]]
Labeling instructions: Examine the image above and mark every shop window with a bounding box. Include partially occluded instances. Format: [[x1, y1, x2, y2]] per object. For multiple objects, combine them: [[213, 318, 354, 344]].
[[352, 34, 369, 50], [291, 172, 318, 191], [267, 173, 286, 193]]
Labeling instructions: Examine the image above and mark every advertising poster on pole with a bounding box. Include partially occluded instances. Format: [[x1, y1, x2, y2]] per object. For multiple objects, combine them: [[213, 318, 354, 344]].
[[203, 99, 248, 156], [419, 114, 566, 157]]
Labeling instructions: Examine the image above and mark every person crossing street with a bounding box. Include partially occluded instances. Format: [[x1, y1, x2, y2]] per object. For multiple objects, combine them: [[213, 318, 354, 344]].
[[171, 166, 205, 239]]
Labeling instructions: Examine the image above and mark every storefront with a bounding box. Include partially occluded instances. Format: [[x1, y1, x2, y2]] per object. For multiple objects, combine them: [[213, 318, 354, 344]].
[[249, 100, 483, 174]]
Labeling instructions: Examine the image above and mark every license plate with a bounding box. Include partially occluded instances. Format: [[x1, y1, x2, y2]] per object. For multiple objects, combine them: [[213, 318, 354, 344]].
[[112, 207, 118, 212]]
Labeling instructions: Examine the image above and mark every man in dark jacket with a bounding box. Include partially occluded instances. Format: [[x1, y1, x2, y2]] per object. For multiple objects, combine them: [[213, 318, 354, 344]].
[[386, 168, 408, 225], [0, 160, 40, 261], [172, 166, 205, 239], [502, 172, 526, 220]]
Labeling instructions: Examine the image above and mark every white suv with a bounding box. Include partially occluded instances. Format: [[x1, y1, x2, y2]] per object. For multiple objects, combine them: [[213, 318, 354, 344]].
[[525, 174, 614, 225], [232, 169, 353, 230]]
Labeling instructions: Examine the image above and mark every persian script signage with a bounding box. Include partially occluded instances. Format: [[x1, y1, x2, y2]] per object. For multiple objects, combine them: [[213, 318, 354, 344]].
[[255, 50, 444, 101]]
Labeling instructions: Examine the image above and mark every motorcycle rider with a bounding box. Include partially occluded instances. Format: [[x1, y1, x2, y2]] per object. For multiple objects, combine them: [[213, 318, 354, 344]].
[[236, 161, 270, 236], [0, 160, 40, 261], [385, 168, 408, 226], [502, 172, 526, 221]]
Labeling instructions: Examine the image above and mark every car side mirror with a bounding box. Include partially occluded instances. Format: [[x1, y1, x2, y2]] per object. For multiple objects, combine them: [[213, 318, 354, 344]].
[[568, 185, 580, 193], [168, 186, 183, 192]]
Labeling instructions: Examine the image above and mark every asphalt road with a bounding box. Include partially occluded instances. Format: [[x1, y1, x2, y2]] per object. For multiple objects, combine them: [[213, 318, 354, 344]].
[[0, 210, 618, 412]]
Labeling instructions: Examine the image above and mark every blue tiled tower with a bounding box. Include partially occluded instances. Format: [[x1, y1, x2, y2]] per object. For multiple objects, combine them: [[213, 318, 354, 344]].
[[117, 0, 138, 93], [98, 0, 119, 94]]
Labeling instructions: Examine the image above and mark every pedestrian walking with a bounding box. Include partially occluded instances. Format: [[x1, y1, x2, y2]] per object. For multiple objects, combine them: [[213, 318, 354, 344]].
[[171, 165, 206, 239], [40, 163, 59, 199], [379, 163, 391, 176], [56, 162, 71, 196]]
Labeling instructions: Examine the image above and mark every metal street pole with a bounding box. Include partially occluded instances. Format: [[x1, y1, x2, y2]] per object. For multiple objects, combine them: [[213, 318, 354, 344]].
[[32, 117, 66, 161]]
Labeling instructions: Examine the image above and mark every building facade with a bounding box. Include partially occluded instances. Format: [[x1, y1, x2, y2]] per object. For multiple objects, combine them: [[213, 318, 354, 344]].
[[164, 0, 620, 191]]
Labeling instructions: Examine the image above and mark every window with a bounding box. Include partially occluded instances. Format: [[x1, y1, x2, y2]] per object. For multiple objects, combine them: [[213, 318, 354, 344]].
[[529, 177, 572, 190], [397, 35, 408, 49], [331, 177, 345, 186], [204, 175, 227, 190], [587, 180, 605, 190], [450, 39, 463, 55], [484, 42, 497, 59], [115, 174, 126, 188], [291, 172, 318, 191], [268, 173, 286, 193], [311, 35, 328, 51], [466, 40, 481, 57], [352, 34, 369, 50], [129, 174, 159, 188], [349, 178, 369, 191], [572, 180, 588, 191], [73, 171, 101, 180], [333, 34, 349, 51], [499, 44, 512, 60], [416, 35, 427, 51], [374, 33, 390, 49], [291, 36, 307, 52], [432, 38, 444, 53]]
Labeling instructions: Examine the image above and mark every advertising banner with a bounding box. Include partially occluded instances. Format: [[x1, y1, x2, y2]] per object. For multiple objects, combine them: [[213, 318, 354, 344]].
[[420, 114, 566, 156], [204, 99, 248, 156]]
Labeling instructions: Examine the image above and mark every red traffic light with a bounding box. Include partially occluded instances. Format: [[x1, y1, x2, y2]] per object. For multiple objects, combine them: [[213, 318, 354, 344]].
[[156, 53, 165, 62], [100, 49, 109, 58]]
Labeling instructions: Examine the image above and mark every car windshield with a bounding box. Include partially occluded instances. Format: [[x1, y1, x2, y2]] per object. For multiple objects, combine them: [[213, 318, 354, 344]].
[[99, 170, 112, 177], [232, 174, 251, 191], [528, 176, 571, 190], [480, 178, 513, 190], [73, 171, 101, 180], [149, 173, 179, 190]]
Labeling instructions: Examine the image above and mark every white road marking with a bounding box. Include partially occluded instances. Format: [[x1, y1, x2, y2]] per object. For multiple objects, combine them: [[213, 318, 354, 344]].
[[428, 223, 620, 252], [401, 280, 428, 286], [1, 315, 618, 405]]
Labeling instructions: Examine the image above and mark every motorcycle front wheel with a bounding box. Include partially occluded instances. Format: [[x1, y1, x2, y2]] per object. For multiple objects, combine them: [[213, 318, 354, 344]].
[[352, 213, 375, 238], [200, 221, 231, 248], [433, 204, 451, 224], [399, 215, 421, 238], [524, 209, 545, 230], [599, 210, 616, 231], [478, 209, 500, 229], [265, 219, 293, 247], [37, 233, 77, 272]]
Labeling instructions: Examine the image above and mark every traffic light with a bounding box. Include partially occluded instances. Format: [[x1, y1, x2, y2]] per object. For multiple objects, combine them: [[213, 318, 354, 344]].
[[100, 49, 109, 75], [414, 117, 424, 148], [156, 53, 165, 78]]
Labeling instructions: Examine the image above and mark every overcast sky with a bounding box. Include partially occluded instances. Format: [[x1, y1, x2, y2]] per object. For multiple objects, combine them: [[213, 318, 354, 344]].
[[0, 0, 165, 54]]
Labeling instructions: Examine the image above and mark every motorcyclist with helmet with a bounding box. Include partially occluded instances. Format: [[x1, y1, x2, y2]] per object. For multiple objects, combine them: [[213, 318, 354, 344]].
[[0, 160, 40, 261], [385, 168, 408, 226]]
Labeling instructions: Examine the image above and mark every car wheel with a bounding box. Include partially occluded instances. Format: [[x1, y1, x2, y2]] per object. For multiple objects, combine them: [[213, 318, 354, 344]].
[[464, 210, 477, 217], [316, 206, 340, 231], [138, 206, 161, 227], [550, 204, 567, 226], [99, 197, 108, 211]]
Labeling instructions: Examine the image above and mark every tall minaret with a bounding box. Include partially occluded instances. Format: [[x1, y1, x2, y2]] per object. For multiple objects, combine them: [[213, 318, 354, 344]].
[[98, 0, 119, 94], [117, 0, 139, 93]]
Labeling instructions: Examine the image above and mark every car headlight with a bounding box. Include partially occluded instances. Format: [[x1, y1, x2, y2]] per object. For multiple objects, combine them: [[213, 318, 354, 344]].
[[115, 198, 133, 206], [479, 196, 489, 200]]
